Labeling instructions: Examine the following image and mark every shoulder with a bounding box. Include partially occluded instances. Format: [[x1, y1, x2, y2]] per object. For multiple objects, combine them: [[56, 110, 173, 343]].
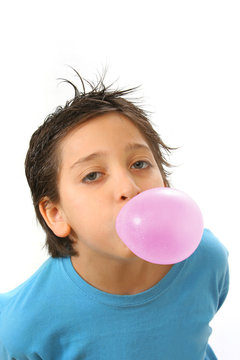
[[0, 257, 61, 354], [202, 228, 230, 309], [190, 228, 229, 293], [0, 257, 58, 310], [0, 258, 58, 325], [185, 228, 230, 312], [198, 228, 229, 267]]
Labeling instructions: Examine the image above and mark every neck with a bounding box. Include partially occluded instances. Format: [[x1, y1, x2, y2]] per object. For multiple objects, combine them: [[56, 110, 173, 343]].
[[71, 252, 173, 295]]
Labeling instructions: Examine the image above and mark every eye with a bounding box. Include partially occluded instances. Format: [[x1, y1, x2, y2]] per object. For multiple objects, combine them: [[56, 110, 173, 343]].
[[131, 160, 151, 169], [81, 160, 152, 184], [82, 172, 102, 183]]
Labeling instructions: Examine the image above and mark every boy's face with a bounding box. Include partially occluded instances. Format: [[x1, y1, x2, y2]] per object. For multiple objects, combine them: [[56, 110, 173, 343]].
[[52, 112, 165, 260]]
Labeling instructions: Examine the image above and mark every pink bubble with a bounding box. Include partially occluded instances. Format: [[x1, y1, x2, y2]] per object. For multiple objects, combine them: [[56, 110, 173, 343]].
[[115, 187, 204, 264]]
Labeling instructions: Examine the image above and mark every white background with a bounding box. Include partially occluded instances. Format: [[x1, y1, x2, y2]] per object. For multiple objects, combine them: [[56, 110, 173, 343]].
[[0, 1, 239, 358]]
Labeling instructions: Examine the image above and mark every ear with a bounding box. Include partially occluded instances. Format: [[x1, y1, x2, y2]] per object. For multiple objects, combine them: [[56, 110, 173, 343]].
[[39, 197, 71, 238]]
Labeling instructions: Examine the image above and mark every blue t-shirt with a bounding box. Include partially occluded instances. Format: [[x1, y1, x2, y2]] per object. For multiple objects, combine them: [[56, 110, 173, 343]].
[[0, 228, 229, 360]]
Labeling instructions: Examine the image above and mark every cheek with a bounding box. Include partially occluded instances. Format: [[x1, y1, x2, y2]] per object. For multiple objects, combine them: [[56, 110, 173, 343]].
[[158, 176, 165, 187], [154, 169, 165, 186], [144, 172, 164, 189], [65, 194, 111, 231]]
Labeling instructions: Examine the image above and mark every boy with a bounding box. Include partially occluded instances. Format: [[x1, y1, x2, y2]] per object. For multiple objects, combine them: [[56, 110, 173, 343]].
[[0, 70, 229, 359]]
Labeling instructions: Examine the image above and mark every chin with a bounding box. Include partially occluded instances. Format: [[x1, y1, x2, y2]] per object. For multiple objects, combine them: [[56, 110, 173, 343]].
[[117, 241, 138, 260], [109, 232, 137, 260]]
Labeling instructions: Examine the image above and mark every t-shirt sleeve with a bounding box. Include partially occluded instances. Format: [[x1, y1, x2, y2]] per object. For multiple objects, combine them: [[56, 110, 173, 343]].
[[203, 228, 230, 313], [217, 254, 229, 311]]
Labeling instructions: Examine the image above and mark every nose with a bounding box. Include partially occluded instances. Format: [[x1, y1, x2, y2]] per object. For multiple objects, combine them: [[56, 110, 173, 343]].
[[113, 168, 141, 202]]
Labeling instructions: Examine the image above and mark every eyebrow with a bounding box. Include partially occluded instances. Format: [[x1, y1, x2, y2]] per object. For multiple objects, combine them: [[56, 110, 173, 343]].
[[70, 143, 152, 169]]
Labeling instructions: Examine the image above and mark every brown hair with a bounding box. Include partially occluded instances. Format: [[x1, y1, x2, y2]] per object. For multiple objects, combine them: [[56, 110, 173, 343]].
[[25, 69, 179, 258]]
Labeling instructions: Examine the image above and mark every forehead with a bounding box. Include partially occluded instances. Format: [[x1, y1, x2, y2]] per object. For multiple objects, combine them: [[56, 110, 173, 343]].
[[60, 112, 149, 157]]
